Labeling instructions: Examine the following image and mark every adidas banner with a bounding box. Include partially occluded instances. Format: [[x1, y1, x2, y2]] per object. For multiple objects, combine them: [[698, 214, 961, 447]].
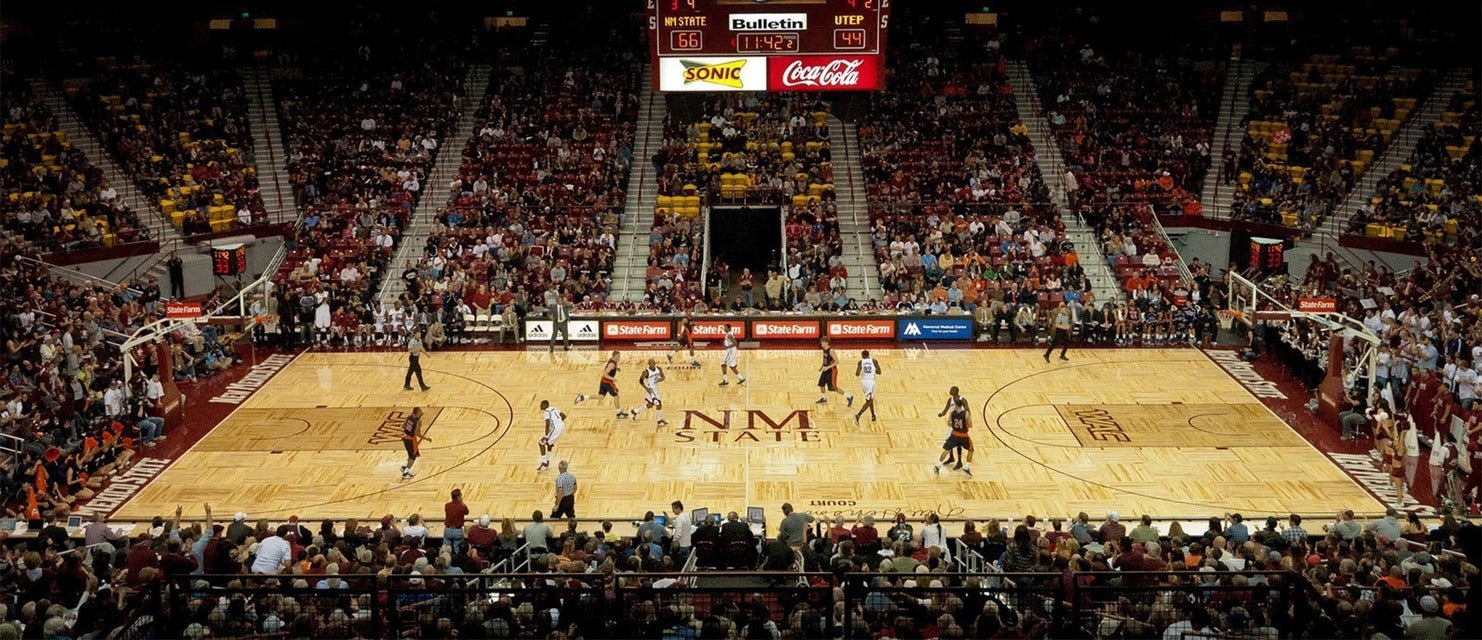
[[525, 320, 601, 342], [896, 317, 974, 341]]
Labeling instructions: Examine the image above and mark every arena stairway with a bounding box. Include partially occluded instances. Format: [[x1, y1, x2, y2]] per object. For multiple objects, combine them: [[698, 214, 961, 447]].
[[239, 67, 297, 225], [830, 115, 882, 303], [28, 79, 186, 250], [376, 65, 492, 307], [1199, 59, 1265, 220], [1284, 68, 1471, 276], [611, 65, 663, 305], [1005, 61, 1124, 304]]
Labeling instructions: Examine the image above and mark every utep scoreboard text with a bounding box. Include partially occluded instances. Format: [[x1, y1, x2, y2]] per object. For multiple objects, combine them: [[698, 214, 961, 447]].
[[648, 0, 891, 92]]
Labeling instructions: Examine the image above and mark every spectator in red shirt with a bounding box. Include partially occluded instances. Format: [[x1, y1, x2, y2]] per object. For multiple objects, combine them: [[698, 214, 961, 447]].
[[443, 488, 470, 555]]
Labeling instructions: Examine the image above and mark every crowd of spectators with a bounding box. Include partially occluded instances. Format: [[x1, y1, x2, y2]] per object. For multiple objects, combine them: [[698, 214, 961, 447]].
[[1345, 87, 1479, 248], [1229, 50, 1432, 231], [387, 35, 640, 330], [1249, 246, 1481, 510], [1031, 42, 1220, 218], [267, 54, 466, 346], [76, 60, 266, 235], [655, 94, 840, 310], [860, 24, 1106, 326], [2, 70, 150, 253], [0, 238, 243, 548], [2, 496, 1473, 639]]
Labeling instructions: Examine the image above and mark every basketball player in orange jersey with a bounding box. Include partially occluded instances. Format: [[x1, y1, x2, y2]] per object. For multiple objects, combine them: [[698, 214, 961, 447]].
[[400, 407, 433, 479], [668, 312, 701, 368], [575, 351, 628, 419], [815, 337, 854, 407]]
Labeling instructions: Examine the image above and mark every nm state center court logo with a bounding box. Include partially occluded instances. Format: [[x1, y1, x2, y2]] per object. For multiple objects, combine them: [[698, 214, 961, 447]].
[[677, 408, 819, 444]]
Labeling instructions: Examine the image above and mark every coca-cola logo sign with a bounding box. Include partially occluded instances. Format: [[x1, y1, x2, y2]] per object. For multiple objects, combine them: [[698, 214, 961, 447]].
[[766, 56, 881, 91], [781, 59, 862, 88]]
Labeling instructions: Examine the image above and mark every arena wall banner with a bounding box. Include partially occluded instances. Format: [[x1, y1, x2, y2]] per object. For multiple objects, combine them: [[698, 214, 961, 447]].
[[165, 301, 203, 319], [602, 319, 674, 341], [751, 319, 821, 340], [1297, 297, 1338, 313], [825, 319, 895, 339], [896, 316, 974, 341], [692, 320, 747, 340], [525, 320, 601, 342]]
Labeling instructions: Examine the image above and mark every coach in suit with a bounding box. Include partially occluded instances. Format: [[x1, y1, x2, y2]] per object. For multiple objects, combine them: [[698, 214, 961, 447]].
[[548, 298, 571, 352]]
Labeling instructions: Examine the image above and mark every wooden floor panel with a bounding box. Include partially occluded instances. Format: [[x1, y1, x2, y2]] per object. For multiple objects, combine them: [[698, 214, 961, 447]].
[[115, 349, 1384, 524]]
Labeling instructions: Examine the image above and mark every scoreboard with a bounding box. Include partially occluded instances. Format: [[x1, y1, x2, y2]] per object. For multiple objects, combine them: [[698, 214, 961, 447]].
[[648, 0, 891, 92]]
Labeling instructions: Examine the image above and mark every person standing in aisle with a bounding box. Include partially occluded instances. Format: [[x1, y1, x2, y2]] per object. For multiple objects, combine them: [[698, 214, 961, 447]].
[[166, 252, 185, 299]]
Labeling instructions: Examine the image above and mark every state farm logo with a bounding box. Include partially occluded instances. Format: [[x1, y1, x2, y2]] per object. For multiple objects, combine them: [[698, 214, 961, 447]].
[[681, 59, 749, 89], [780, 59, 863, 88], [827, 320, 894, 338], [692, 321, 741, 339], [753, 321, 818, 339], [602, 321, 672, 340]]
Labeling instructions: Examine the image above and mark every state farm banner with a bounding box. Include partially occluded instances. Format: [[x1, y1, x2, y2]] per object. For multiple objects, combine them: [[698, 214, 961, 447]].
[[602, 319, 673, 341], [692, 320, 746, 340], [165, 301, 203, 319], [825, 319, 895, 339], [768, 55, 882, 91], [751, 319, 820, 340], [1297, 297, 1338, 313]]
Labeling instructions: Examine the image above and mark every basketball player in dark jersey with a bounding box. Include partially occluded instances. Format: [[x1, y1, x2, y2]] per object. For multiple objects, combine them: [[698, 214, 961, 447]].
[[815, 337, 854, 406], [935, 387, 967, 470], [401, 407, 433, 479], [575, 351, 628, 418], [668, 312, 701, 368], [933, 397, 974, 477]]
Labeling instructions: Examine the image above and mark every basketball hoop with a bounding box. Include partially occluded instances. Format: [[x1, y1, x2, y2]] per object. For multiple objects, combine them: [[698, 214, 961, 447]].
[[1216, 309, 1240, 330]]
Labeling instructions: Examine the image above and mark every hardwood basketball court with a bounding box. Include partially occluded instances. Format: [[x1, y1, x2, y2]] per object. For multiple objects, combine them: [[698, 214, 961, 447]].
[[115, 348, 1383, 525]]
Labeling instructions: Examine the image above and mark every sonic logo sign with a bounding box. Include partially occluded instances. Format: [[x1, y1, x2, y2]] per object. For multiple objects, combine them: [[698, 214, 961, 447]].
[[752, 319, 819, 340], [896, 317, 973, 341], [659, 57, 768, 92]]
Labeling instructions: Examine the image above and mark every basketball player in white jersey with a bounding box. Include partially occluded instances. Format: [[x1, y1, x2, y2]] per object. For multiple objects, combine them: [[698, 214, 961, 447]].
[[717, 323, 746, 386], [630, 358, 668, 426], [537, 400, 566, 472], [853, 350, 882, 425]]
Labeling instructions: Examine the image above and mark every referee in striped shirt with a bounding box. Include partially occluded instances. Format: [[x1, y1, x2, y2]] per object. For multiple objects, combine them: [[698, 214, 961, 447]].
[[552, 460, 577, 519]]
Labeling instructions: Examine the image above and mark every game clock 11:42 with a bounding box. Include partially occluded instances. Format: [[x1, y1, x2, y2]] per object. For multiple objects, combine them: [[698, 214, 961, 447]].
[[735, 32, 799, 53]]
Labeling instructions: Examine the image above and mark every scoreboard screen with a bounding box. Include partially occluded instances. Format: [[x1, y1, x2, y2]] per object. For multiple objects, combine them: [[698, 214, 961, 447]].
[[648, 0, 891, 92]]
